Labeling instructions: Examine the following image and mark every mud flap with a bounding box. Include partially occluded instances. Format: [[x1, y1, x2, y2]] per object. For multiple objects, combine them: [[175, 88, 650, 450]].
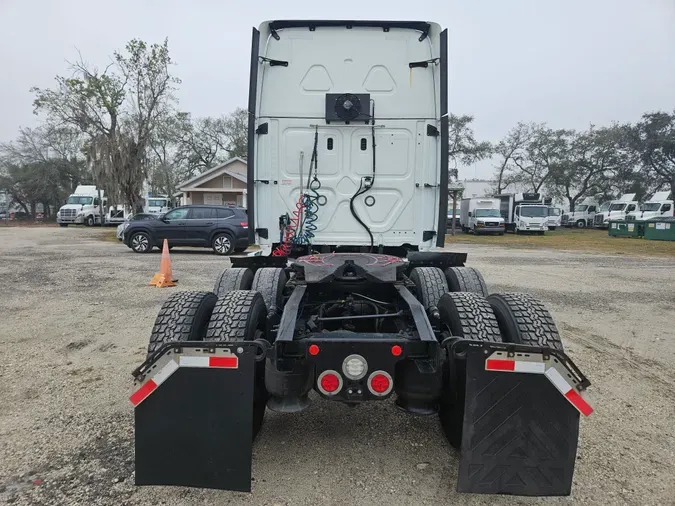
[[131, 342, 263, 492], [447, 340, 592, 496]]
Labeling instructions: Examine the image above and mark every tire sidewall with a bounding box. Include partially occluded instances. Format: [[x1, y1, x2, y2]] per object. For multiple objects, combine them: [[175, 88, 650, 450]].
[[130, 231, 152, 253], [212, 232, 235, 255]]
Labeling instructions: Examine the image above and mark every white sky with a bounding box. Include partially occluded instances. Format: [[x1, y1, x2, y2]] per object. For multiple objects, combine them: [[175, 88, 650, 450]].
[[1, 0, 674, 178]]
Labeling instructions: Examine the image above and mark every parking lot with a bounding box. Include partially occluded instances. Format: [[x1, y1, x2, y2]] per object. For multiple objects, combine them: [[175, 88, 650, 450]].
[[1, 226, 674, 506]]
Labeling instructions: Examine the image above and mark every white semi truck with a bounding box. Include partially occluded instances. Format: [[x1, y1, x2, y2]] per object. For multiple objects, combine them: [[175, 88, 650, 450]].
[[106, 194, 174, 225], [459, 197, 505, 235], [56, 185, 106, 227], [626, 191, 673, 221], [562, 197, 598, 228], [593, 193, 639, 228], [495, 193, 549, 234]]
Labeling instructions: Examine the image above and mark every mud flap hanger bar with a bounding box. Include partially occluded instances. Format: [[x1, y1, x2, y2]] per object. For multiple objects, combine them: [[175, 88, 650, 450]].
[[447, 338, 592, 415]]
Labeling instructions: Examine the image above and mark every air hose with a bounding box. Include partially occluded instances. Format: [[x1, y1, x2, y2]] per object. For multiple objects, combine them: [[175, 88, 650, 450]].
[[349, 123, 377, 251]]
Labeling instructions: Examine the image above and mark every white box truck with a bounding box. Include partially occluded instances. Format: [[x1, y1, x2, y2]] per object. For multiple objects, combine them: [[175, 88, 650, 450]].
[[56, 185, 106, 227], [547, 206, 562, 230], [495, 193, 549, 234], [626, 191, 673, 221], [593, 193, 638, 228], [460, 198, 505, 235]]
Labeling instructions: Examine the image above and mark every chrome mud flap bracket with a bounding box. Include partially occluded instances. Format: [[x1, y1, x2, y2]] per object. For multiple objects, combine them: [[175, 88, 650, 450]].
[[447, 340, 593, 496], [130, 341, 266, 492]]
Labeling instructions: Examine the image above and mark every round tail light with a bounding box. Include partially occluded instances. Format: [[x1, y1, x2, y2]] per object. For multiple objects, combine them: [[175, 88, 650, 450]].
[[367, 371, 393, 396], [317, 370, 343, 396]]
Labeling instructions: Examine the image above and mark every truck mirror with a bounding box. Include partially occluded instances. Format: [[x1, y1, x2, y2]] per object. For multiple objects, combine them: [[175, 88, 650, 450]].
[[468, 212, 472, 217]]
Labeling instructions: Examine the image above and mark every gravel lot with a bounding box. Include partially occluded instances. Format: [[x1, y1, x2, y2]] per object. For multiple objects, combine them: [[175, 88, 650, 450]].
[[1, 227, 674, 506]]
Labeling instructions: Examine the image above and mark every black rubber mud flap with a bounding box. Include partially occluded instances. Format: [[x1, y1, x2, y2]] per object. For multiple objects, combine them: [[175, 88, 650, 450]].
[[453, 342, 584, 496], [133, 342, 260, 492]]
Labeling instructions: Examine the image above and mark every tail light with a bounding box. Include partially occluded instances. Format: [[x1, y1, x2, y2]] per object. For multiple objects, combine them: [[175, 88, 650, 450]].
[[317, 370, 343, 396], [367, 371, 393, 396], [240, 222, 248, 228]]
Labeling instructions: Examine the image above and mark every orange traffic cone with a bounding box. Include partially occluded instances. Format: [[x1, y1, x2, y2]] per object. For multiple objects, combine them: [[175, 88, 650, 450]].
[[149, 239, 177, 288]]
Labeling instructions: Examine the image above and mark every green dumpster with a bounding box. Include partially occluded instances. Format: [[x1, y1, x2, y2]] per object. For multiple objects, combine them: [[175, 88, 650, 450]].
[[608, 220, 645, 238], [644, 217, 675, 241]]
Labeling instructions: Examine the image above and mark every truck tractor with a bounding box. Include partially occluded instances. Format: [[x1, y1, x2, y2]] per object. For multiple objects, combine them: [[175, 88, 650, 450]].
[[562, 197, 598, 228], [56, 185, 106, 227], [626, 191, 673, 221], [130, 20, 593, 498], [593, 193, 639, 228]]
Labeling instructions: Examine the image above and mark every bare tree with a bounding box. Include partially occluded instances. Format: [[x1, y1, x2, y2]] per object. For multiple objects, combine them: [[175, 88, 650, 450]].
[[492, 122, 536, 194], [448, 114, 492, 180], [31, 39, 179, 211]]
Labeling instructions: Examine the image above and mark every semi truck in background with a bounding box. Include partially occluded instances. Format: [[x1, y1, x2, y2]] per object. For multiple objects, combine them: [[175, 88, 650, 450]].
[[495, 193, 550, 234], [106, 194, 174, 225], [626, 191, 673, 221], [547, 206, 562, 230], [593, 193, 639, 228], [562, 198, 598, 228], [459, 198, 505, 235], [56, 185, 106, 227]]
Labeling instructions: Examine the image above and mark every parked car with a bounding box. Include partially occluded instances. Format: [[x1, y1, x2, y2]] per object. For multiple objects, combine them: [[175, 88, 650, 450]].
[[122, 205, 249, 255], [117, 213, 158, 241]]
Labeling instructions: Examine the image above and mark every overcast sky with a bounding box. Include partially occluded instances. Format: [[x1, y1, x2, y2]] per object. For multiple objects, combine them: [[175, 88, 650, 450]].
[[1, 0, 673, 179]]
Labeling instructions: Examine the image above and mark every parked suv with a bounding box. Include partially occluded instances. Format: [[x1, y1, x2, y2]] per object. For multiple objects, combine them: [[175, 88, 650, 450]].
[[123, 205, 249, 255]]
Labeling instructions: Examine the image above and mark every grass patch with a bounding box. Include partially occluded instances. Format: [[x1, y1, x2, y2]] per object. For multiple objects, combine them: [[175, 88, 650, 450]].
[[445, 227, 675, 257], [99, 229, 119, 243]]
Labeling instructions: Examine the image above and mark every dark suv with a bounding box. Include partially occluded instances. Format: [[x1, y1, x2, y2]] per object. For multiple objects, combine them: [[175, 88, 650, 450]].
[[123, 205, 249, 255]]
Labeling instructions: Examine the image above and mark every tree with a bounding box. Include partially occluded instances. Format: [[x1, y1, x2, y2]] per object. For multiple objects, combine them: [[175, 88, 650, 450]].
[[512, 126, 569, 193], [0, 125, 87, 217], [448, 114, 492, 180], [31, 39, 179, 211], [630, 111, 675, 198], [492, 122, 536, 194], [549, 125, 632, 211], [175, 108, 249, 178]]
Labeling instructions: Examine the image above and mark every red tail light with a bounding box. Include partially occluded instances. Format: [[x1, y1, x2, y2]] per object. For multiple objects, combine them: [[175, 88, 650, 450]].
[[308, 344, 320, 356], [368, 371, 393, 396], [317, 370, 342, 396], [240, 222, 248, 228], [391, 345, 403, 357]]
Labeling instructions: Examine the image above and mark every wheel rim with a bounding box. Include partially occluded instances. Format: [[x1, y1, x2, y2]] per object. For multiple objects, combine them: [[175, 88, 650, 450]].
[[214, 236, 231, 254], [132, 234, 149, 252]]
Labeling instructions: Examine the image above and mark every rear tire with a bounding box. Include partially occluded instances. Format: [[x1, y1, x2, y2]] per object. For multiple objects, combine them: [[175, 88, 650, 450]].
[[130, 231, 152, 253], [205, 290, 268, 439], [444, 267, 488, 297], [213, 267, 253, 297], [410, 267, 448, 315], [212, 232, 235, 255], [251, 267, 287, 315], [437, 292, 501, 342], [146, 291, 217, 359], [437, 292, 502, 449], [487, 292, 563, 350]]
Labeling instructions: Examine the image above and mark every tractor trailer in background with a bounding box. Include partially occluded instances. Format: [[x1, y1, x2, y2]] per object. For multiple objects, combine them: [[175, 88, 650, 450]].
[[626, 191, 673, 221], [56, 185, 106, 227], [593, 193, 638, 228], [562, 198, 598, 228], [459, 197, 505, 235], [495, 192, 550, 234]]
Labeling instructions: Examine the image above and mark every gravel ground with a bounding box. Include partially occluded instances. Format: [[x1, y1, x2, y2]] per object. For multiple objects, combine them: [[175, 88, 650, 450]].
[[1, 227, 674, 506]]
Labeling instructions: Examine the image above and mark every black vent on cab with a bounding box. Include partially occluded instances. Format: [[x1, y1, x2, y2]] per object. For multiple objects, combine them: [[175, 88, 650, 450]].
[[325, 93, 370, 123]]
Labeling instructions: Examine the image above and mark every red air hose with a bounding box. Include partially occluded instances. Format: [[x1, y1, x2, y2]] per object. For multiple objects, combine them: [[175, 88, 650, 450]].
[[272, 194, 305, 256]]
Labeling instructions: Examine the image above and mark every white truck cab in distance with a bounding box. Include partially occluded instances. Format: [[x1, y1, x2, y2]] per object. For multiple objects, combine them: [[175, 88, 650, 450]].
[[562, 198, 598, 228], [547, 207, 562, 230], [495, 193, 548, 234], [57, 185, 106, 227], [460, 198, 505, 235], [593, 193, 638, 228], [626, 191, 673, 221]]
